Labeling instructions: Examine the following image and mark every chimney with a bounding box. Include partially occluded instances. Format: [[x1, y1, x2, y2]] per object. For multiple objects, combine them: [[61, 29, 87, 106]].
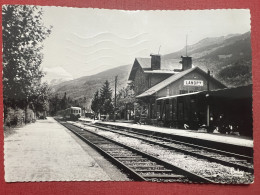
[[180, 56, 192, 71], [150, 54, 161, 70]]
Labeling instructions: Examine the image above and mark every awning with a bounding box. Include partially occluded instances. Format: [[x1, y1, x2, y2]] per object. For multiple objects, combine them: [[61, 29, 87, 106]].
[[156, 84, 252, 101]]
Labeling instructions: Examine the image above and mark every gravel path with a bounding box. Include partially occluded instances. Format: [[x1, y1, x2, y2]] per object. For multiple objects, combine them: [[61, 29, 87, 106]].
[[4, 117, 119, 182]]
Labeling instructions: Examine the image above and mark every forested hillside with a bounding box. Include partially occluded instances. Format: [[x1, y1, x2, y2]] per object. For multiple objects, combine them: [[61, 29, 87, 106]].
[[52, 64, 132, 109]]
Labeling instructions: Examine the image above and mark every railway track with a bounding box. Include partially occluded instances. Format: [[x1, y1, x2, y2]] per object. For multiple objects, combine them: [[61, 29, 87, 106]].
[[81, 122, 254, 174], [58, 120, 214, 183]]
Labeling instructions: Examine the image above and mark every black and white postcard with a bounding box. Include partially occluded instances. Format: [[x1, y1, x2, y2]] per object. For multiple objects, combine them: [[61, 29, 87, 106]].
[[3, 5, 253, 183]]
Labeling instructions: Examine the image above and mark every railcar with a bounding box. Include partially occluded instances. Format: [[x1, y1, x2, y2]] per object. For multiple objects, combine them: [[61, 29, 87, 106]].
[[155, 85, 252, 137], [57, 107, 82, 121]]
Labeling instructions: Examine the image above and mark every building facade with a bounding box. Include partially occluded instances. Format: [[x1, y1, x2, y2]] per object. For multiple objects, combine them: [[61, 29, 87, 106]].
[[128, 54, 226, 121]]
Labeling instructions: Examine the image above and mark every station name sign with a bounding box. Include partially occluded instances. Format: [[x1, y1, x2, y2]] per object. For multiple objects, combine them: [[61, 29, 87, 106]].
[[184, 80, 204, 86]]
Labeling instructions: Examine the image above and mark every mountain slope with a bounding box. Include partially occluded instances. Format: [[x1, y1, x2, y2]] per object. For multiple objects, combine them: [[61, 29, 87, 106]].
[[52, 64, 132, 108], [164, 31, 252, 86], [52, 32, 252, 110], [164, 32, 248, 59]]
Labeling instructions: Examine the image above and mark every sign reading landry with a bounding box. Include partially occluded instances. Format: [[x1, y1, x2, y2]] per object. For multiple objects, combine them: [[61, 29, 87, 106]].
[[184, 80, 204, 86]]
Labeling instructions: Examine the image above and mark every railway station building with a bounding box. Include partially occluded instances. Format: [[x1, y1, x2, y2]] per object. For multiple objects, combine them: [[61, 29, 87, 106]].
[[128, 54, 227, 128]]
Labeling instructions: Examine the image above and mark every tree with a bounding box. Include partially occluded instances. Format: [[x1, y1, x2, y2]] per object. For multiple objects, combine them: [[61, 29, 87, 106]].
[[73, 99, 80, 107], [32, 82, 51, 114], [217, 60, 252, 87], [103, 99, 114, 115], [100, 80, 113, 115], [91, 90, 101, 118], [116, 84, 136, 119], [60, 92, 68, 110], [2, 5, 52, 110], [100, 80, 112, 102], [49, 93, 60, 116]]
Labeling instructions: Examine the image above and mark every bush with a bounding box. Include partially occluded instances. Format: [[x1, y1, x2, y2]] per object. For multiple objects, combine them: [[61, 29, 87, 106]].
[[15, 108, 26, 125], [5, 107, 25, 127], [5, 107, 16, 127], [4, 107, 36, 127]]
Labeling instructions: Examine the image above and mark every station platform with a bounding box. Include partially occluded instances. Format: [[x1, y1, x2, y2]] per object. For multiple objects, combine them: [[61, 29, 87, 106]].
[[79, 118, 253, 156], [4, 117, 128, 182]]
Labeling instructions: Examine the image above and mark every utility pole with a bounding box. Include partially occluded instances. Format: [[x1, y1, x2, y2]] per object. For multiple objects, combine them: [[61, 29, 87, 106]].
[[158, 45, 161, 55], [114, 75, 118, 122], [207, 70, 210, 91], [186, 34, 188, 56]]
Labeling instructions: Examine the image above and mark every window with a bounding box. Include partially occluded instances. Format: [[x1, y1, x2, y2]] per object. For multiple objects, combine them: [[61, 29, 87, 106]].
[[179, 90, 198, 94]]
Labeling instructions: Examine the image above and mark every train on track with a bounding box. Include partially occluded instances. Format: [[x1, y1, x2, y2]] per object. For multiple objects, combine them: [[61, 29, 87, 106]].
[[57, 107, 82, 121]]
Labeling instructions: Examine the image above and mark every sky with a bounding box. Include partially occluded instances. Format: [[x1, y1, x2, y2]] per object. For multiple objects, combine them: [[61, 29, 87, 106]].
[[40, 7, 251, 82]]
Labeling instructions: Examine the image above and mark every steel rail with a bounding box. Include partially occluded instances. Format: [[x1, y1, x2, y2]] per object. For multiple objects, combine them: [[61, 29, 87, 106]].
[[85, 123, 253, 174], [58, 121, 145, 181], [95, 122, 253, 158], [58, 120, 214, 183], [94, 122, 252, 161]]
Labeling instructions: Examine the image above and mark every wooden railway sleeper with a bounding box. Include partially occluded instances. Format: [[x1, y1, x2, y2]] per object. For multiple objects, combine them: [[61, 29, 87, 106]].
[[119, 158, 150, 161], [113, 155, 142, 158], [142, 175, 186, 179], [135, 169, 173, 172], [128, 165, 165, 168]]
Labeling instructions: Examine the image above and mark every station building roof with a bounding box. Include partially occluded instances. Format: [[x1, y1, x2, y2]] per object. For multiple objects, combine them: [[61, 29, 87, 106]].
[[156, 84, 252, 101], [205, 84, 252, 99], [128, 57, 180, 81], [137, 66, 226, 98], [136, 57, 181, 70]]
